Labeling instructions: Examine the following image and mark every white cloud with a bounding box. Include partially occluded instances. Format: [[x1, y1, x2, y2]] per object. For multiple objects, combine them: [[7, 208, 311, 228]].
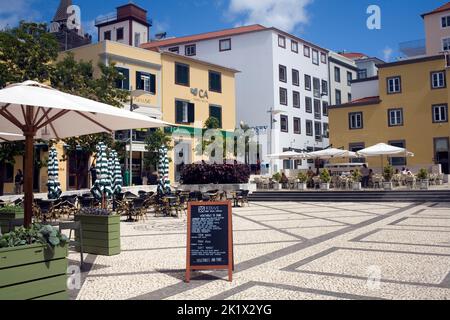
[[227, 0, 313, 32], [383, 46, 393, 62], [0, 0, 41, 29]]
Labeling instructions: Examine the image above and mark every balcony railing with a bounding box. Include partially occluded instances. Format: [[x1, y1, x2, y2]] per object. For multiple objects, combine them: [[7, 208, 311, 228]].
[[399, 39, 426, 58]]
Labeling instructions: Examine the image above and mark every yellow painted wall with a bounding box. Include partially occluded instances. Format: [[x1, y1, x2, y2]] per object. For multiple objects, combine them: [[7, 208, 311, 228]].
[[329, 56, 450, 171]]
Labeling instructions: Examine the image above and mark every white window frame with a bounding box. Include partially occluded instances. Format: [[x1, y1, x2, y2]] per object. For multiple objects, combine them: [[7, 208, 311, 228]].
[[349, 112, 363, 129], [293, 91, 300, 108], [387, 77, 401, 94], [185, 44, 196, 56], [312, 49, 319, 65], [278, 35, 286, 48], [432, 71, 446, 88], [442, 15, 450, 28], [291, 40, 298, 53], [388, 109, 403, 126], [443, 38, 450, 51], [433, 104, 448, 123], [280, 87, 288, 106], [219, 39, 231, 52]]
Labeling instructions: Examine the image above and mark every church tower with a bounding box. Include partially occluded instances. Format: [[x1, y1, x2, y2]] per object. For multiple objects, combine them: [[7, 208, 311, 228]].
[[50, 0, 92, 51]]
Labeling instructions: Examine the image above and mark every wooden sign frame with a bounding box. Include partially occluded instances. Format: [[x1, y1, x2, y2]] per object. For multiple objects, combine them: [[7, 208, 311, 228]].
[[186, 201, 233, 283]]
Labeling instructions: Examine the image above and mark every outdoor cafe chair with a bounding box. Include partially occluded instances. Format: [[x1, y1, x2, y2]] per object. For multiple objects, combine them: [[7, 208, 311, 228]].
[[59, 221, 84, 269], [405, 175, 416, 189], [35, 199, 57, 222], [237, 190, 250, 207], [130, 197, 148, 222], [188, 191, 203, 202]]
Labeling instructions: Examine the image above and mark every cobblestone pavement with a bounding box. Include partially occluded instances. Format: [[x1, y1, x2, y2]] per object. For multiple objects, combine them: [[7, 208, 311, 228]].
[[70, 201, 450, 300]]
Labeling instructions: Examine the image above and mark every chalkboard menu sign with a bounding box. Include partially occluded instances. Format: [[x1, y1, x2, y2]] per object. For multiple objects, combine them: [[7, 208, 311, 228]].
[[186, 201, 233, 282]]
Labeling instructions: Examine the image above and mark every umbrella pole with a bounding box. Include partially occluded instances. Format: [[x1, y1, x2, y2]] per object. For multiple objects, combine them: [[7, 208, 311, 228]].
[[23, 131, 35, 227]]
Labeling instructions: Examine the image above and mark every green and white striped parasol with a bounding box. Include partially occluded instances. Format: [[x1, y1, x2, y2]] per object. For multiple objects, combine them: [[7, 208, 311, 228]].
[[91, 142, 113, 201], [111, 150, 123, 195], [157, 146, 171, 195], [47, 146, 62, 200]]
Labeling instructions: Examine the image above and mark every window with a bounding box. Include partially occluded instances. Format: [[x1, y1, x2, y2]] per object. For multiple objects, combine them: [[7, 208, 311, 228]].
[[291, 40, 298, 53], [322, 101, 329, 116], [433, 104, 448, 123], [334, 66, 341, 83], [306, 120, 313, 136], [348, 93, 352, 102], [168, 47, 179, 54], [279, 65, 287, 82], [313, 77, 321, 98], [209, 71, 222, 93], [185, 44, 196, 56], [443, 38, 450, 51], [389, 140, 407, 166], [209, 105, 222, 128], [335, 89, 342, 105], [321, 52, 327, 64], [175, 63, 190, 86], [292, 69, 299, 86], [136, 71, 156, 94], [442, 16, 450, 28], [349, 143, 366, 163], [312, 49, 319, 65], [305, 75, 311, 91], [321, 80, 328, 96], [116, 28, 124, 40], [280, 115, 288, 132], [304, 45, 310, 57], [134, 33, 141, 47], [349, 112, 363, 129], [314, 122, 322, 141], [347, 71, 353, 86], [279, 88, 288, 106], [293, 91, 300, 109], [293, 117, 301, 134], [278, 35, 286, 48], [305, 97, 312, 113], [115, 67, 129, 90], [175, 100, 195, 124], [104, 30, 111, 41], [388, 108, 403, 127], [431, 71, 446, 89], [387, 76, 401, 94], [314, 99, 321, 120], [323, 123, 329, 138], [357, 69, 367, 79], [219, 39, 231, 51], [3, 163, 14, 183]]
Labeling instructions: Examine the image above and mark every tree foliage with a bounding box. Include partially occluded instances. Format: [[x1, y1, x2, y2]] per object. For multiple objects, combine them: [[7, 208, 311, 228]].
[[144, 129, 172, 171]]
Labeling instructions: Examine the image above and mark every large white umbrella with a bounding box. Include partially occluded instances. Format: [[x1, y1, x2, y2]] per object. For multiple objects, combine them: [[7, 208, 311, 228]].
[[0, 132, 24, 142], [357, 143, 414, 173], [0, 81, 169, 226], [308, 148, 357, 160]]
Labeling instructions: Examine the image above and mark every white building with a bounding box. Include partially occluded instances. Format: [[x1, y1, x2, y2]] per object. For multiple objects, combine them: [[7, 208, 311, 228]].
[[328, 52, 357, 105], [142, 25, 331, 171], [339, 52, 384, 80], [95, 3, 151, 48]]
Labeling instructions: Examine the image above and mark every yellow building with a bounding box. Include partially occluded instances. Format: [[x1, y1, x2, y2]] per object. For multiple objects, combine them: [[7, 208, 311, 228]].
[[328, 54, 450, 174]]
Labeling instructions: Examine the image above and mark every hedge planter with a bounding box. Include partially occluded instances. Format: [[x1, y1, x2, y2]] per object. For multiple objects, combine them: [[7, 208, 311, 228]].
[[0, 208, 24, 234], [383, 182, 393, 191], [75, 215, 121, 256], [420, 180, 429, 190], [0, 243, 68, 300], [352, 182, 362, 191], [298, 183, 307, 191], [320, 183, 330, 191]]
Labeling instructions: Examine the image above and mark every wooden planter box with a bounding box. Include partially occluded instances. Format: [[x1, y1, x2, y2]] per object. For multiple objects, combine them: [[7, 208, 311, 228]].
[[0, 210, 24, 234], [0, 243, 68, 300], [75, 215, 121, 256]]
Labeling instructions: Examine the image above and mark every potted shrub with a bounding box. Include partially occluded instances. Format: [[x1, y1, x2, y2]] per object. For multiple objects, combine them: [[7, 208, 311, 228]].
[[0, 224, 68, 300], [75, 208, 121, 256], [297, 172, 308, 191], [272, 172, 282, 190], [320, 169, 331, 190], [352, 169, 362, 190], [417, 168, 429, 190], [0, 205, 24, 234], [383, 165, 394, 190]]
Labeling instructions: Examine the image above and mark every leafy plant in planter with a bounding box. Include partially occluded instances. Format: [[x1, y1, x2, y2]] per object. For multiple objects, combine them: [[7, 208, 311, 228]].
[[352, 169, 362, 182], [0, 205, 24, 215], [298, 172, 308, 183], [417, 168, 429, 181], [272, 172, 282, 183], [383, 165, 394, 182], [0, 223, 68, 249], [320, 169, 331, 183]]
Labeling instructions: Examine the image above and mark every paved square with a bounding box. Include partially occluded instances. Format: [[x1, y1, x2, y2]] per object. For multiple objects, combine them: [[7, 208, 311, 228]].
[[70, 201, 450, 300]]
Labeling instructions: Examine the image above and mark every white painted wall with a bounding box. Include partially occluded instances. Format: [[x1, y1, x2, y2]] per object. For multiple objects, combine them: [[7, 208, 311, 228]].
[[329, 51, 357, 105], [99, 21, 129, 45], [132, 21, 149, 47], [355, 59, 379, 78], [351, 78, 379, 100]]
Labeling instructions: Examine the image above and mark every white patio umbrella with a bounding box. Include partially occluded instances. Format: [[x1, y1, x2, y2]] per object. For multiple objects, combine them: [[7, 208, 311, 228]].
[[0, 81, 169, 226], [0, 132, 24, 142], [357, 143, 414, 173], [307, 148, 357, 160]]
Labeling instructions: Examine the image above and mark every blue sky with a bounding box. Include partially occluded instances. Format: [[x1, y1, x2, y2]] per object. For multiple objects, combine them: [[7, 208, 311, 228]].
[[0, 0, 446, 61]]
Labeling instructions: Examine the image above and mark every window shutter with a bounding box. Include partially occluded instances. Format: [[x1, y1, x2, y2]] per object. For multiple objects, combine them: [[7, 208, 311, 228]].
[[150, 74, 156, 94], [188, 103, 195, 123], [175, 101, 183, 123], [136, 72, 143, 90]]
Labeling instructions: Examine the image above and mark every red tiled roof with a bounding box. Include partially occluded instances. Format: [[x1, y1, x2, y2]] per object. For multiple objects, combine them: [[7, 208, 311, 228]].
[[141, 24, 266, 49], [350, 96, 380, 104], [422, 2, 450, 18], [329, 96, 381, 109], [340, 52, 367, 59]]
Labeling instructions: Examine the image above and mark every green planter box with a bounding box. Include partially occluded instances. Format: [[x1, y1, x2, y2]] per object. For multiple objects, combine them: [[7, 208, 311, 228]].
[[0, 243, 68, 300], [0, 209, 24, 234], [75, 215, 121, 256]]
